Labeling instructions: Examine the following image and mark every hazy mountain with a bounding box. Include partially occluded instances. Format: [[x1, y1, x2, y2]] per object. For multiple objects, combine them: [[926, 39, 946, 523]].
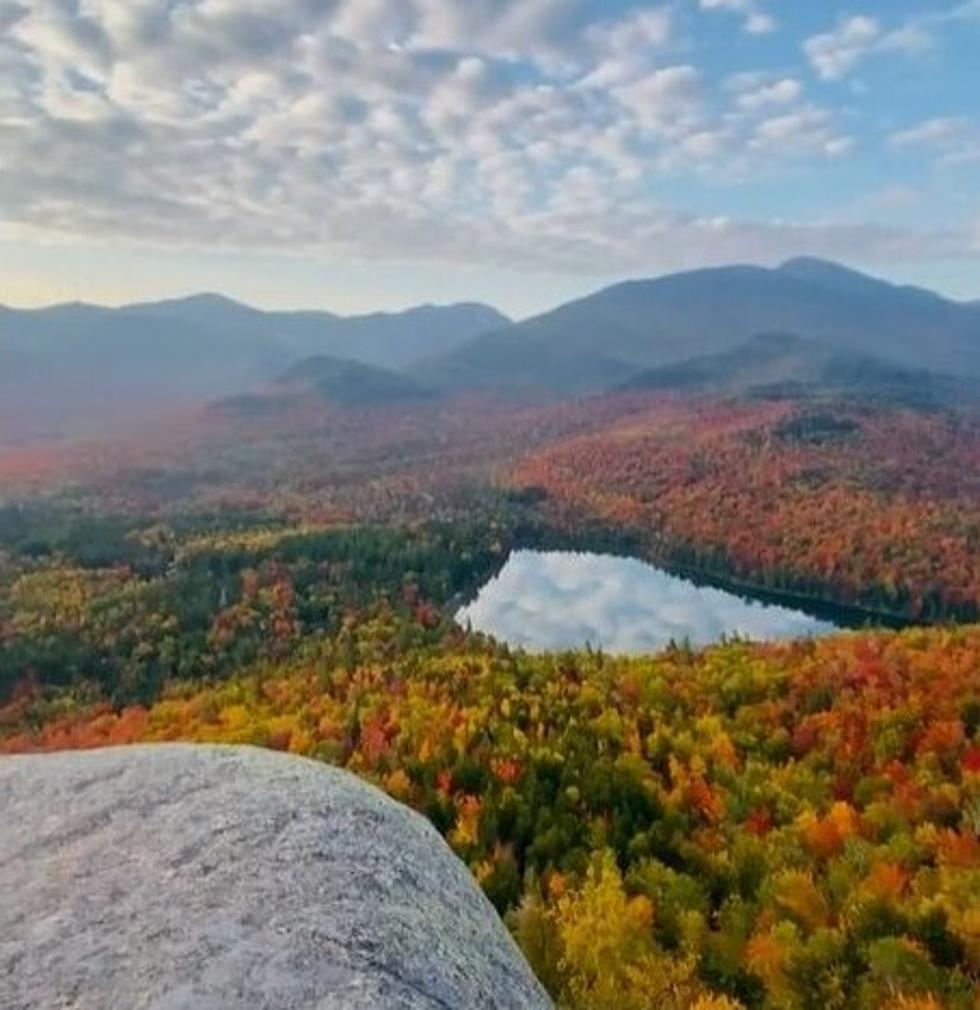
[[0, 296, 507, 439], [621, 332, 979, 409], [212, 355, 434, 418], [4, 259, 977, 443], [118, 294, 509, 367], [423, 258, 980, 394]]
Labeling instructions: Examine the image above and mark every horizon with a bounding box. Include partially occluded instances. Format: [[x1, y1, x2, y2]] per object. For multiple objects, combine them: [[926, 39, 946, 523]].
[[3, 255, 978, 320], [3, 1, 979, 317]]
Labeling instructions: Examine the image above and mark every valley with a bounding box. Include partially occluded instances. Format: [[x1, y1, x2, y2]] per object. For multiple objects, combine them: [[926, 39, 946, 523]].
[[1, 258, 978, 1010]]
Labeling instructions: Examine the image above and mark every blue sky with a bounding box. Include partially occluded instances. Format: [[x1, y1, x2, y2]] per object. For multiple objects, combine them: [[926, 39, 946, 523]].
[[2, 0, 978, 317]]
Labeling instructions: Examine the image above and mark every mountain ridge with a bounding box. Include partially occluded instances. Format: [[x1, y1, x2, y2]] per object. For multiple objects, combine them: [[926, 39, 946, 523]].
[[4, 258, 978, 436], [0, 296, 509, 437], [620, 331, 978, 409], [421, 259, 980, 394]]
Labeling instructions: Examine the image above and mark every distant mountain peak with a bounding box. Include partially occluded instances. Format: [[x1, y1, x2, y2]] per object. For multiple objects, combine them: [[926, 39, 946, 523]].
[[776, 257, 885, 286], [778, 255, 847, 271], [178, 291, 245, 307], [358, 301, 510, 325], [424, 256, 979, 394], [131, 291, 256, 313]]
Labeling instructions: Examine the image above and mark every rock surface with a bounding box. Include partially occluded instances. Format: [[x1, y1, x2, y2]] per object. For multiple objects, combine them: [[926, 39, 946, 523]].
[[0, 744, 552, 1010]]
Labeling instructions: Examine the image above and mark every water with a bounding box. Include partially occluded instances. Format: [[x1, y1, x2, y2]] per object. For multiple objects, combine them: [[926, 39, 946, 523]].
[[456, 549, 837, 654]]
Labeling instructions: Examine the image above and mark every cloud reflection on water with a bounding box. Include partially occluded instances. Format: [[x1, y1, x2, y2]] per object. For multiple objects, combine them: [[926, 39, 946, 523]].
[[457, 550, 836, 654]]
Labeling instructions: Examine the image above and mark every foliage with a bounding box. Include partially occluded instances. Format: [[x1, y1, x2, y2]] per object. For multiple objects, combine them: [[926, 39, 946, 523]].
[[4, 390, 977, 624], [4, 607, 978, 1009], [514, 398, 980, 622], [0, 515, 516, 702], [2, 390, 978, 1007]]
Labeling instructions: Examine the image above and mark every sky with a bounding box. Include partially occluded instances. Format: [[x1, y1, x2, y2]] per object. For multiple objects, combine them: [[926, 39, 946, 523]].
[[1, 0, 979, 318]]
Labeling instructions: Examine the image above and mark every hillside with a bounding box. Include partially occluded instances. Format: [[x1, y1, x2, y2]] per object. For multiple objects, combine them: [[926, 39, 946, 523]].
[[425, 259, 980, 394], [620, 332, 978, 409], [0, 744, 551, 1010], [514, 398, 980, 623], [1, 473, 977, 1009], [211, 354, 434, 416], [4, 618, 979, 1010]]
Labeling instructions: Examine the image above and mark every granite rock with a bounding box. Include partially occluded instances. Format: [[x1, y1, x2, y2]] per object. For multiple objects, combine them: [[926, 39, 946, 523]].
[[0, 743, 552, 1010]]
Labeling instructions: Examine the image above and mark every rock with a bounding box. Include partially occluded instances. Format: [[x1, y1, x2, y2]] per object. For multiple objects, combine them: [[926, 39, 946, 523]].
[[0, 744, 552, 1010]]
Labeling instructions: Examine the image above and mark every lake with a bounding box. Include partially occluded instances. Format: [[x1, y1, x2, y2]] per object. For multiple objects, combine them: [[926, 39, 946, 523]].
[[456, 549, 838, 653]]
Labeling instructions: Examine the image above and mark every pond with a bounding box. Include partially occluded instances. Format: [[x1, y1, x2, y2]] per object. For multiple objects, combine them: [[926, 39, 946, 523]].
[[456, 549, 838, 654]]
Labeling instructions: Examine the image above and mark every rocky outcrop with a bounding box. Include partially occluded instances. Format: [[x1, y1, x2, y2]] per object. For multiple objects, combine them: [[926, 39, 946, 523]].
[[0, 744, 552, 1010]]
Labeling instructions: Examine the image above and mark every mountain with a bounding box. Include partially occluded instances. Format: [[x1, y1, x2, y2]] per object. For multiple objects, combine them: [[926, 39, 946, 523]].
[[2, 744, 550, 1010], [0, 296, 507, 439], [5, 259, 978, 442], [119, 294, 509, 367], [621, 331, 979, 409], [423, 258, 980, 394], [212, 354, 434, 417], [278, 354, 434, 404]]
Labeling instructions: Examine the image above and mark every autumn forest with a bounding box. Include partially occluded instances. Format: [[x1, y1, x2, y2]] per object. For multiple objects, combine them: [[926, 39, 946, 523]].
[[1, 361, 978, 1010]]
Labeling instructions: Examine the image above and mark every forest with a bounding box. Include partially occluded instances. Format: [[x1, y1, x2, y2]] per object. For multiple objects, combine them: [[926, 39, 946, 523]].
[[0, 488, 978, 1009], [2, 392, 977, 624], [1, 388, 978, 1009], [4, 602, 979, 1009], [515, 398, 980, 624]]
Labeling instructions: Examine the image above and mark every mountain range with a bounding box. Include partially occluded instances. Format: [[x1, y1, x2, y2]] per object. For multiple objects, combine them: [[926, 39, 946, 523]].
[[2, 258, 978, 438], [619, 331, 979, 410], [422, 257, 980, 394], [0, 296, 506, 438]]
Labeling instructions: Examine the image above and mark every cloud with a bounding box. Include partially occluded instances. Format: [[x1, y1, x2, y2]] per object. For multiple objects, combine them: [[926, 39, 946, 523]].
[[751, 106, 853, 158], [804, 15, 882, 80], [579, 7, 673, 87], [699, 0, 775, 36], [804, 3, 973, 82], [891, 117, 969, 147], [732, 77, 802, 112], [457, 550, 835, 653], [1, 0, 977, 282], [611, 65, 702, 134], [890, 117, 980, 167]]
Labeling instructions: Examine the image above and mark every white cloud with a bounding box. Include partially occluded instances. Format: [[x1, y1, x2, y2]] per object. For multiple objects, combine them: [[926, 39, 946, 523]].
[[891, 117, 969, 148], [579, 7, 673, 87], [804, 15, 881, 80], [804, 4, 973, 82], [699, 0, 776, 36], [0, 0, 976, 282], [890, 117, 980, 167], [612, 65, 702, 134], [751, 106, 853, 158], [733, 77, 802, 112]]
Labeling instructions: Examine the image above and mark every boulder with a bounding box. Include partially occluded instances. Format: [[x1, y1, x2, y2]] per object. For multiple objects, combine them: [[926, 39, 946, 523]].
[[0, 744, 552, 1010]]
